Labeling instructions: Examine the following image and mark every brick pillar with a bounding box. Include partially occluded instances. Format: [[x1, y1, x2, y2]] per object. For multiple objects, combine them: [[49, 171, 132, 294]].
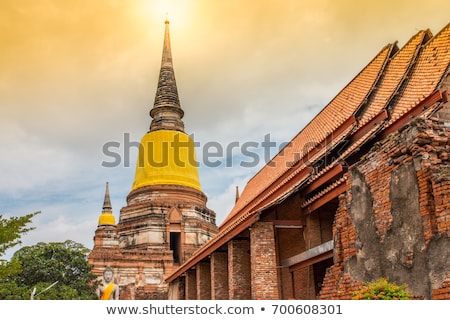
[[185, 269, 197, 300], [250, 221, 280, 299], [196, 261, 211, 299], [211, 251, 228, 299], [228, 239, 251, 299], [175, 277, 186, 300]]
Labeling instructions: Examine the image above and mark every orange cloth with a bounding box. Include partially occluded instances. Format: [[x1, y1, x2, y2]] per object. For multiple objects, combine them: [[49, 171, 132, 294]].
[[100, 282, 115, 300]]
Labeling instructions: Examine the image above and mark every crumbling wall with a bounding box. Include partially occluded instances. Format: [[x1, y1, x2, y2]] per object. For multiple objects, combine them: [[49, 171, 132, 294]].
[[320, 118, 450, 299]]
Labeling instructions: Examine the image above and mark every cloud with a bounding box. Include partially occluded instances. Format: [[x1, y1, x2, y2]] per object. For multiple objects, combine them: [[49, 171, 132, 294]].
[[0, 121, 75, 195]]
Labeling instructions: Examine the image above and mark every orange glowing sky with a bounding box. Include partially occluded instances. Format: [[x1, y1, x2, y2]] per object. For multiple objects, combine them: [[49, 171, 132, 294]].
[[1, 0, 449, 255]]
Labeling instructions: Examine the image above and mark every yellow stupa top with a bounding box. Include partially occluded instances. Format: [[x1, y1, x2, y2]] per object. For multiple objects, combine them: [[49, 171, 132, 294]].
[[98, 182, 116, 226], [131, 130, 202, 191], [98, 213, 115, 226], [131, 21, 202, 192]]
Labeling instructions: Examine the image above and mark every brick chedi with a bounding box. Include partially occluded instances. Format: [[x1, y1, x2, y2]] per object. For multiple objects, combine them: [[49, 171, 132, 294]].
[[88, 20, 218, 300]]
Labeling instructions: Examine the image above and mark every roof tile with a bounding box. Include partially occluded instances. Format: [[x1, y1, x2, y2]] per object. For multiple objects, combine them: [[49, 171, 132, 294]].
[[390, 23, 450, 122], [222, 44, 392, 228]]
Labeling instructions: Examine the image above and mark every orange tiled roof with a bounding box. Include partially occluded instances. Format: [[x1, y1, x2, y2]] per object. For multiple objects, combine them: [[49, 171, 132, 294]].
[[223, 23, 450, 230], [358, 30, 430, 125], [336, 24, 450, 165], [329, 30, 431, 164], [389, 23, 450, 123], [221, 44, 392, 228]]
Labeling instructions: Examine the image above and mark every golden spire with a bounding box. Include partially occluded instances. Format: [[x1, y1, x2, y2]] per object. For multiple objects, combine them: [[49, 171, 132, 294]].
[[150, 19, 185, 132]]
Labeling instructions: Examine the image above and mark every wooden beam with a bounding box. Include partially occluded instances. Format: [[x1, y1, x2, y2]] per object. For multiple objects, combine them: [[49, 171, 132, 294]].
[[282, 240, 334, 270], [289, 251, 333, 271], [303, 164, 345, 194], [381, 90, 445, 139], [255, 166, 313, 212], [305, 183, 346, 214], [351, 109, 389, 143], [272, 220, 305, 229]]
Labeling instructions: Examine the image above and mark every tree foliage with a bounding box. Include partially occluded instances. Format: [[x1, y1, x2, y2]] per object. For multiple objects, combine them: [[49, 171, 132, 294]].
[[1, 240, 99, 299], [0, 211, 40, 281], [0, 211, 39, 256]]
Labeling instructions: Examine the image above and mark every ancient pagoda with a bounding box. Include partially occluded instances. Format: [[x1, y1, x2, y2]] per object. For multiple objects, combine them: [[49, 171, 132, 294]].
[[88, 20, 218, 300]]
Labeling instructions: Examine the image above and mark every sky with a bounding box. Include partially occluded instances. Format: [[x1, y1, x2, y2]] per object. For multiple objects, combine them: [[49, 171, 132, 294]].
[[1, 0, 449, 259]]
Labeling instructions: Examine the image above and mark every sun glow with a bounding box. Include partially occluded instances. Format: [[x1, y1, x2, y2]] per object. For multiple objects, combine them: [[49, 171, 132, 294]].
[[139, 0, 193, 27]]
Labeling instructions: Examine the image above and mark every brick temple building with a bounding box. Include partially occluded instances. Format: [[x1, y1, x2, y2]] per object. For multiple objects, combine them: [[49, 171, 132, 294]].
[[88, 20, 218, 300], [165, 22, 450, 300]]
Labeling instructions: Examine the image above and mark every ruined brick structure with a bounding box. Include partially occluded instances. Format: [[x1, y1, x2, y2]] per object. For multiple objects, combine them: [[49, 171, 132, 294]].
[[88, 21, 218, 300], [321, 118, 450, 299], [166, 23, 450, 300]]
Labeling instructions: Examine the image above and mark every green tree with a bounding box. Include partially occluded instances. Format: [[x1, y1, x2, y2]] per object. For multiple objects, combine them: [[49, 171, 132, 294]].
[[0, 211, 40, 281], [2, 240, 98, 299]]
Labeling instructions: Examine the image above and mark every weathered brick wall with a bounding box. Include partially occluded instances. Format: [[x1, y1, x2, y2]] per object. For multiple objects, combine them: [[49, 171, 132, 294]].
[[119, 283, 135, 300], [320, 118, 450, 299], [135, 284, 168, 300], [196, 261, 211, 299], [168, 278, 185, 299], [228, 239, 251, 299], [432, 279, 450, 299], [291, 266, 316, 299], [185, 269, 197, 300], [211, 251, 229, 299], [250, 222, 280, 299]]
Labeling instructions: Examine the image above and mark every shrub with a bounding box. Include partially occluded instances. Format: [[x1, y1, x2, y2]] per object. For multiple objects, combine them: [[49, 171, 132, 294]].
[[352, 278, 412, 300]]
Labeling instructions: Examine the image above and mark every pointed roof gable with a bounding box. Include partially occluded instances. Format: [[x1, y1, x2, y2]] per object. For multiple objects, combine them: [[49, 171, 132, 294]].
[[169, 207, 182, 223]]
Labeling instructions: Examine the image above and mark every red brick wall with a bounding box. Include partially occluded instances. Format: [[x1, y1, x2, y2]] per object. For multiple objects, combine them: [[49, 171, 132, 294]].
[[211, 251, 228, 299], [292, 267, 316, 299], [250, 222, 280, 299], [432, 279, 450, 299], [196, 261, 211, 299], [185, 269, 197, 300], [228, 239, 251, 299]]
